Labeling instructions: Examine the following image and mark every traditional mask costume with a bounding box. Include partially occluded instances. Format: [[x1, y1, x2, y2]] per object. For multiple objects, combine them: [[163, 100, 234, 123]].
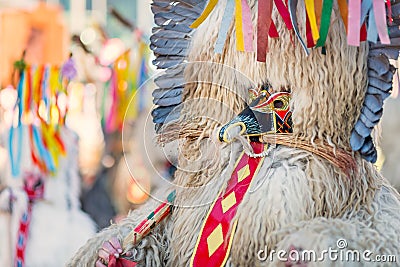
[[69, 0, 400, 266]]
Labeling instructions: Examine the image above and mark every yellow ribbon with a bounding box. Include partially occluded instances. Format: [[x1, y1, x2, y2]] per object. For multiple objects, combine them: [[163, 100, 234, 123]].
[[32, 67, 41, 105], [305, 0, 320, 42], [22, 68, 29, 117], [49, 67, 59, 98], [190, 0, 219, 28], [40, 123, 59, 171], [235, 0, 245, 51]]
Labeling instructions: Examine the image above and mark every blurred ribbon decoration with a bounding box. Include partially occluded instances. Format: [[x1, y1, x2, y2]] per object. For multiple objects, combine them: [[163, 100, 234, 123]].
[[103, 42, 149, 133], [8, 59, 73, 177]]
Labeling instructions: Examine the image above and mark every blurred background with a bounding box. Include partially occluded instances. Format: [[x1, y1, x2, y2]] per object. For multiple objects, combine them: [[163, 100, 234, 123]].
[[0, 0, 398, 266]]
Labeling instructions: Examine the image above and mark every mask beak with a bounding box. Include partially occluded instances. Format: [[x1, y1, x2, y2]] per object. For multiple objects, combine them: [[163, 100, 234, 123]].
[[218, 105, 262, 143], [219, 121, 247, 143]]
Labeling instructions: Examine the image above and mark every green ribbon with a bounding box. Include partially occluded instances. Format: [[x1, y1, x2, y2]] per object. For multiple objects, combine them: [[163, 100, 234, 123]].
[[316, 0, 333, 47], [101, 80, 110, 127]]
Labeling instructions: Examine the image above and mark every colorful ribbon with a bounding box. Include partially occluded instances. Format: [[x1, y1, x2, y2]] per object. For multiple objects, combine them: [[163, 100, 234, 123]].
[[367, 7, 379, 43], [338, 0, 349, 32], [9, 61, 71, 177], [191, 0, 395, 59], [24, 67, 32, 116], [387, 0, 393, 25], [314, 0, 323, 27], [241, 0, 254, 51], [315, 0, 333, 47], [372, 0, 390, 44], [32, 125, 55, 173], [191, 143, 266, 267], [29, 130, 46, 174], [306, 13, 316, 47], [305, 0, 320, 42], [215, 0, 235, 53], [190, 0, 219, 28], [361, 0, 373, 25], [105, 69, 118, 133], [348, 0, 361, 46], [102, 45, 148, 133], [9, 71, 25, 177], [274, 0, 294, 30], [9, 125, 23, 178], [288, 0, 310, 54], [269, 21, 279, 38], [235, 0, 245, 51], [257, 0, 274, 62]]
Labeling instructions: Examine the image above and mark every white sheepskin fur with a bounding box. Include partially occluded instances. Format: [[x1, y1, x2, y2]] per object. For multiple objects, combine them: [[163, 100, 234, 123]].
[[68, 142, 400, 266]]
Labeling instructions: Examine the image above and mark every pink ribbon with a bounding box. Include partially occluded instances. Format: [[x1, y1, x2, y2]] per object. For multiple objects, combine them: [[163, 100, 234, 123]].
[[105, 71, 118, 133], [373, 0, 390, 44], [347, 0, 361, 46], [241, 0, 254, 51]]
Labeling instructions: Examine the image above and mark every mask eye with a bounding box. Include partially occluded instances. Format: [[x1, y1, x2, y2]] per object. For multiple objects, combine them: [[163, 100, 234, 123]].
[[273, 100, 284, 109], [270, 95, 290, 110]]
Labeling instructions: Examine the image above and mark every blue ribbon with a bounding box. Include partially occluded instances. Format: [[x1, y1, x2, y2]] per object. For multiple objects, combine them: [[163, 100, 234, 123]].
[[17, 71, 25, 124], [32, 126, 55, 172], [9, 71, 26, 177], [215, 0, 235, 54], [360, 0, 373, 24], [288, 0, 310, 55], [42, 66, 49, 105], [367, 7, 378, 43], [9, 125, 23, 177], [139, 58, 147, 113]]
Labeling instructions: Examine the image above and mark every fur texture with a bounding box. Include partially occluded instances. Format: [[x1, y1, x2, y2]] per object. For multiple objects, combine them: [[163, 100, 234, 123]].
[[68, 1, 400, 266]]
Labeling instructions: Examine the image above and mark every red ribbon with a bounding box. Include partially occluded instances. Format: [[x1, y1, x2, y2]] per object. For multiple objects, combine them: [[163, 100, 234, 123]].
[[29, 125, 47, 173], [53, 130, 66, 155], [305, 12, 316, 47], [25, 67, 32, 114], [360, 22, 367, 42], [191, 143, 266, 266], [387, 0, 393, 25], [108, 255, 137, 267], [269, 21, 279, 38], [274, 0, 294, 30], [257, 0, 273, 62]]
